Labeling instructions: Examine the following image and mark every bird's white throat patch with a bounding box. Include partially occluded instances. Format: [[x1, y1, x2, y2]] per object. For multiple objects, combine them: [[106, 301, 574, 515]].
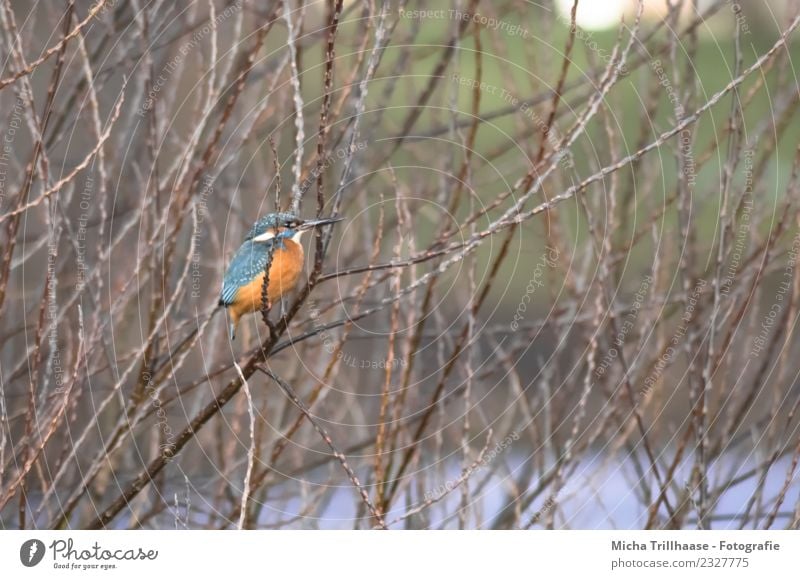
[[252, 229, 304, 243]]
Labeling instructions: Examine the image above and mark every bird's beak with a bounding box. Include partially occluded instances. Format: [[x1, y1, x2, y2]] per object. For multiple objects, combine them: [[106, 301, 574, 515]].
[[296, 216, 345, 231]]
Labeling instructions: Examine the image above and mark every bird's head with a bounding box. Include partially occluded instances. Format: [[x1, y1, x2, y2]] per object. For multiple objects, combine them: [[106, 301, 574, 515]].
[[245, 212, 344, 244]]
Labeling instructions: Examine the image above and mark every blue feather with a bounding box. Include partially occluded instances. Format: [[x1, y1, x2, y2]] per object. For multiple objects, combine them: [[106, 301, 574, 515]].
[[220, 213, 300, 307], [219, 240, 276, 305]]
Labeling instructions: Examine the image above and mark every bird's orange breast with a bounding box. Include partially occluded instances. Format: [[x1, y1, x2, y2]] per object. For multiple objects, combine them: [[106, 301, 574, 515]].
[[229, 239, 304, 323]]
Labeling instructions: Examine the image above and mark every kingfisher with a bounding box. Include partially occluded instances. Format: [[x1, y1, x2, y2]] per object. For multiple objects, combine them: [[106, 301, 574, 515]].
[[219, 212, 342, 339]]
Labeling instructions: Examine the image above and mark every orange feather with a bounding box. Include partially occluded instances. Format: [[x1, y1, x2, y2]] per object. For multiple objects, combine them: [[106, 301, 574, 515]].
[[228, 238, 304, 330]]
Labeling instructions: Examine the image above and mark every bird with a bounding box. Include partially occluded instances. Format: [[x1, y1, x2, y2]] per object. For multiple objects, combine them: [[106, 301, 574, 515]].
[[219, 212, 343, 339]]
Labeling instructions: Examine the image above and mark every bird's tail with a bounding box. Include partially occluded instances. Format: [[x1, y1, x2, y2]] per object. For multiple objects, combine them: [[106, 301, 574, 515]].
[[229, 322, 237, 340]]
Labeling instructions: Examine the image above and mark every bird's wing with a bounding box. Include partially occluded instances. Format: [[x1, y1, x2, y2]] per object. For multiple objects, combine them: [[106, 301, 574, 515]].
[[219, 240, 272, 305]]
